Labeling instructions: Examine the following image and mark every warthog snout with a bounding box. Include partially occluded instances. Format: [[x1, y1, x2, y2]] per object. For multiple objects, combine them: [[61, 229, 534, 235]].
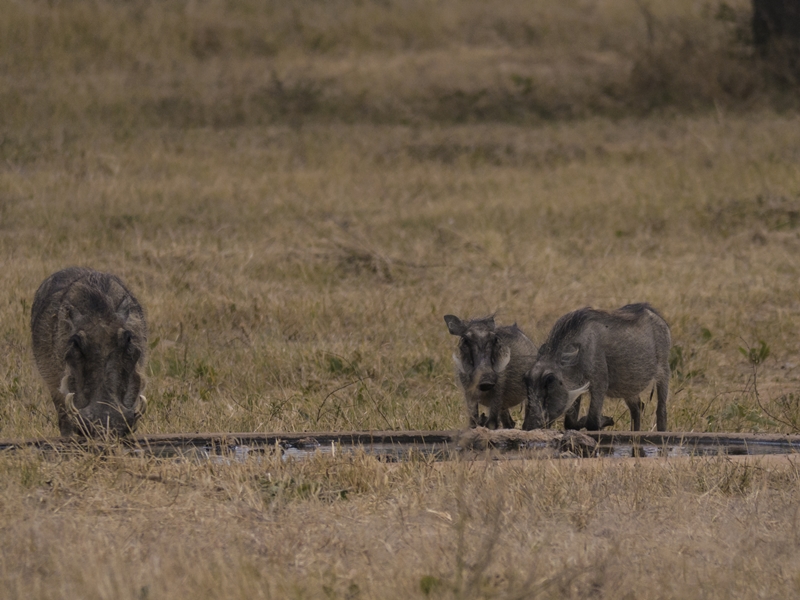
[[477, 374, 497, 392], [65, 392, 147, 416]]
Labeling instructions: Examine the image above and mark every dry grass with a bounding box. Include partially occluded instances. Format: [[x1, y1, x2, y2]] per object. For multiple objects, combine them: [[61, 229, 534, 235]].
[[2, 449, 800, 599], [3, 115, 800, 437], [0, 0, 796, 129], [3, 0, 800, 597]]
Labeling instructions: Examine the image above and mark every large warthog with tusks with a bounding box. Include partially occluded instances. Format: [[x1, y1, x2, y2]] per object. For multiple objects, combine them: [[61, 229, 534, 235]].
[[522, 303, 670, 432], [31, 267, 148, 437], [444, 314, 537, 429]]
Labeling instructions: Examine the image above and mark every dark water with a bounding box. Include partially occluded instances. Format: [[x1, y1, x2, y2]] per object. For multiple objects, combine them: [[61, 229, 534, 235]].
[[128, 438, 800, 463], [6, 433, 799, 462], [598, 439, 800, 459], [141, 441, 455, 464]]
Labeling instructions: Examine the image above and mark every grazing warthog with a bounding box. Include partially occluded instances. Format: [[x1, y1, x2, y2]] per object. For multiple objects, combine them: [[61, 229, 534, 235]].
[[31, 267, 148, 437], [444, 314, 537, 429], [522, 303, 670, 432]]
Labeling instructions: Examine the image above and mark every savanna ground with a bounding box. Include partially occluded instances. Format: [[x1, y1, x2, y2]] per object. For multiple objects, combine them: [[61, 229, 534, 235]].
[[2, 0, 800, 597]]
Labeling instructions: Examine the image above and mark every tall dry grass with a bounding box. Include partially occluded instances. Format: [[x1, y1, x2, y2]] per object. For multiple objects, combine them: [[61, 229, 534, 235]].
[[0, 0, 795, 130]]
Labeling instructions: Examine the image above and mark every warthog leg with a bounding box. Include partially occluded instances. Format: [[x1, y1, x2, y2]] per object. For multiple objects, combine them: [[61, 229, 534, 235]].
[[564, 398, 582, 430], [656, 377, 669, 432], [482, 408, 515, 430], [574, 414, 615, 430], [624, 396, 646, 431], [566, 394, 614, 430], [468, 400, 482, 428]]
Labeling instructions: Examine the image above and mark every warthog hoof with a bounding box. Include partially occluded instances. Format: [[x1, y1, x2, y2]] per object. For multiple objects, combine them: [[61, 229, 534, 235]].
[[575, 415, 615, 431]]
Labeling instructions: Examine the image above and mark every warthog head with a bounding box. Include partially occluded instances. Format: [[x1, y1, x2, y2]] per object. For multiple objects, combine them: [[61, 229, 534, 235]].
[[523, 354, 590, 429], [445, 314, 512, 396], [58, 297, 147, 436]]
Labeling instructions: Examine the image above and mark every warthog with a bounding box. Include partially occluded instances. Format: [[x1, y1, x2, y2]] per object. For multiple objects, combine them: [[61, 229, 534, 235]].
[[31, 267, 148, 437], [444, 314, 537, 429], [522, 303, 670, 432]]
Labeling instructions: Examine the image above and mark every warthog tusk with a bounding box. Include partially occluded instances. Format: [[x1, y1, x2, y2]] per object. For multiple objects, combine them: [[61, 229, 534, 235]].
[[567, 382, 591, 405], [134, 394, 147, 417], [64, 392, 79, 415]]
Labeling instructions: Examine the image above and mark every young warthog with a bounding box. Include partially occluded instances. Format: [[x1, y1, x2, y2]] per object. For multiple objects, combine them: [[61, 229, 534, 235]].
[[31, 267, 148, 437], [444, 314, 537, 429], [522, 303, 670, 432]]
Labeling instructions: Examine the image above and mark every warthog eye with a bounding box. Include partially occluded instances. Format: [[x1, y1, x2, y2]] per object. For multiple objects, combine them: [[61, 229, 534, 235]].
[[67, 334, 85, 358], [459, 342, 473, 367], [128, 345, 142, 362], [117, 329, 140, 362]]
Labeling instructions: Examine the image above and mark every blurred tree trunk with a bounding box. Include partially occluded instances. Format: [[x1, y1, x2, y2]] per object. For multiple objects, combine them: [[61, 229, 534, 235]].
[[752, 0, 800, 49], [753, 0, 800, 80]]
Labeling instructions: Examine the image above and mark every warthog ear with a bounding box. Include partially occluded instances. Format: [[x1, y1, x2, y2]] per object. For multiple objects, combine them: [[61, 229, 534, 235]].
[[561, 346, 580, 367], [444, 315, 466, 336], [493, 345, 511, 372]]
